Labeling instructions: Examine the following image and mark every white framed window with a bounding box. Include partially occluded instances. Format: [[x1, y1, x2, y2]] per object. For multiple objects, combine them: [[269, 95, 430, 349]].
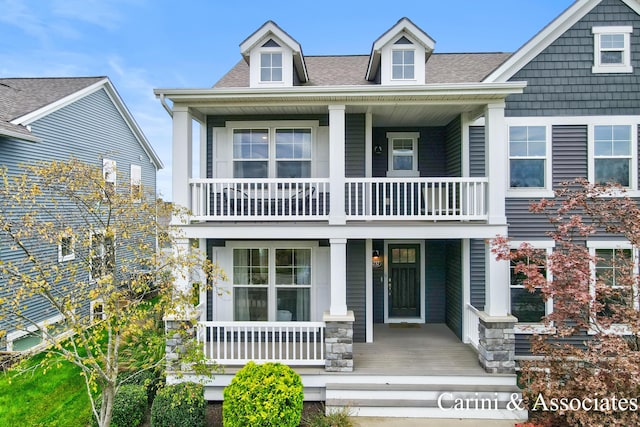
[[90, 231, 115, 280], [392, 49, 415, 80], [90, 300, 106, 321], [232, 245, 312, 322], [230, 122, 315, 179], [260, 52, 283, 82], [5, 314, 64, 352], [386, 132, 419, 177], [58, 234, 75, 262], [509, 241, 554, 334], [591, 124, 634, 188], [509, 125, 549, 190], [130, 164, 142, 202], [588, 241, 639, 334], [103, 158, 116, 195], [592, 26, 633, 73]]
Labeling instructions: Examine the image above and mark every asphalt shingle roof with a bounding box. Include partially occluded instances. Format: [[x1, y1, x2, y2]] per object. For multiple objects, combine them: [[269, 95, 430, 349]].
[[0, 77, 105, 140], [213, 53, 512, 88]]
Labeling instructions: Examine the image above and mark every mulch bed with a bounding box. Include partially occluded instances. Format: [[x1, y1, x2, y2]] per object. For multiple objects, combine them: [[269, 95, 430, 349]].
[[206, 401, 325, 426]]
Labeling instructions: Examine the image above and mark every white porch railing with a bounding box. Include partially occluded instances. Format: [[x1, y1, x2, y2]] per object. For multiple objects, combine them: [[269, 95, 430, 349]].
[[197, 321, 326, 366], [345, 177, 488, 221], [190, 178, 330, 221], [465, 304, 481, 350]]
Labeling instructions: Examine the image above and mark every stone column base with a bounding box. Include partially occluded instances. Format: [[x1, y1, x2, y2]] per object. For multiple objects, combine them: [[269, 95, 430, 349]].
[[164, 317, 195, 372], [323, 311, 355, 372], [477, 311, 517, 374]]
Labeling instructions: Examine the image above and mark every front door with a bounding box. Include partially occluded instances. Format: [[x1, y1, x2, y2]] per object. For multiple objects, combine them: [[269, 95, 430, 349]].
[[388, 244, 420, 318]]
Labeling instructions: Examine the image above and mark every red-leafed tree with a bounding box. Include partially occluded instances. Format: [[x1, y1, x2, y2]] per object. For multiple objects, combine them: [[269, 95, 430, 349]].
[[493, 179, 640, 427]]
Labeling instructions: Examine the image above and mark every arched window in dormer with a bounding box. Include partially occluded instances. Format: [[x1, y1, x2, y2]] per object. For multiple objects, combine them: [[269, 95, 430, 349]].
[[392, 36, 415, 80]]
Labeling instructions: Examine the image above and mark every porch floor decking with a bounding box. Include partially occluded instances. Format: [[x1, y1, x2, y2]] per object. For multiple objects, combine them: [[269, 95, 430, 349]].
[[351, 324, 486, 376]]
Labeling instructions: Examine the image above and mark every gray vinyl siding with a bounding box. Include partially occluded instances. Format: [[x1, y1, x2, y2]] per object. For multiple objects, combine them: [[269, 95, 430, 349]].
[[345, 114, 365, 177], [0, 88, 157, 347], [373, 240, 384, 323], [425, 240, 446, 323], [470, 239, 485, 310], [373, 127, 447, 177], [445, 116, 462, 177], [469, 126, 486, 177], [347, 240, 366, 342], [507, 125, 588, 239], [445, 240, 463, 339], [506, 0, 640, 117]]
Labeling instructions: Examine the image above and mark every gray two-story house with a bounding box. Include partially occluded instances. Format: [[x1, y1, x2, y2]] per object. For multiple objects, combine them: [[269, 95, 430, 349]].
[[0, 77, 163, 352], [155, 0, 640, 420]]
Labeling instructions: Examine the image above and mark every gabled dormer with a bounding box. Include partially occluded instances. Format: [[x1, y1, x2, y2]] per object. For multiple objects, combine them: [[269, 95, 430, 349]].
[[240, 21, 308, 88], [366, 17, 435, 86]]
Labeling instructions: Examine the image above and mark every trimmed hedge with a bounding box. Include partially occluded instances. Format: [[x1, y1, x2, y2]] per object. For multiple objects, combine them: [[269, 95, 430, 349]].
[[150, 382, 205, 427], [118, 368, 163, 403], [223, 361, 304, 427], [93, 384, 147, 427]]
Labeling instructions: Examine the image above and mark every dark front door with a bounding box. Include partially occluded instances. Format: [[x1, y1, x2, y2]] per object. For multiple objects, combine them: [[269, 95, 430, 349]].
[[388, 244, 420, 318]]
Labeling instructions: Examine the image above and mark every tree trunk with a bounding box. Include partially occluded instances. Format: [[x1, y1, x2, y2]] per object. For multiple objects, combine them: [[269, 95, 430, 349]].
[[98, 383, 115, 427]]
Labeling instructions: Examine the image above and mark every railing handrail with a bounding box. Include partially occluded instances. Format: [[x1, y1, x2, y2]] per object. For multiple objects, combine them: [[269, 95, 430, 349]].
[[199, 320, 326, 328], [190, 177, 330, 184], [345, 177, 489, 183]]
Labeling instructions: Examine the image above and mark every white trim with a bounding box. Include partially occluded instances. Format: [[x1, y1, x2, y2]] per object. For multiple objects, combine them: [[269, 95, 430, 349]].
[[365, 239, 374, 343], [227, 241, 319, 322], [14, 78, 163, 169], [506, 124, 553, 198], [58, 234, 75, 263], [383, 240, 426, 324], [484, 0, 601, 82], [592, 26, 633, 74], [587, 240, 638, 335], [509, 240, 555, 334], [6, 313, 65, 352], [90, 299, 107, 322], [461, 239, 471, 344], [130, 164, 142, 202], [588, 123, 638, 191], [386, 131, 419, 177]]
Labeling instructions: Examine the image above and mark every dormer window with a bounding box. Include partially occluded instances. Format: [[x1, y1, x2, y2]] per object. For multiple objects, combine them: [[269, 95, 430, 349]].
[[260, 52, 283, 82], [392, 50, 415, 80], [592, 26, 633, 73]]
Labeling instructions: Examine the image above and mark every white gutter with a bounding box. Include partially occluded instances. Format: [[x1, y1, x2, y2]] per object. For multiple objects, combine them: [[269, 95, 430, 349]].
[[159, 93, 173, 118]]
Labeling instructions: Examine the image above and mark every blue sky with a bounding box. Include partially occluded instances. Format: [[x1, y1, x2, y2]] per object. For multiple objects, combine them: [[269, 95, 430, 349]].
[[0, 0, 574, 199]]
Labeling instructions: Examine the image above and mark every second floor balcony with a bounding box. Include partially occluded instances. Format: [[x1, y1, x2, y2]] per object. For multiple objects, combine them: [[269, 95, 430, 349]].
[[189, 177, 488, 222]]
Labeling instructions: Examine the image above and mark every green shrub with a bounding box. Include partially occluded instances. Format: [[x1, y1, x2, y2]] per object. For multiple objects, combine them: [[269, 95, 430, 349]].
[[304, 406, 353, 427], [93, 384, 147, 427], [223, 361, 304, 427], [118, 368, 164, 403], [150, 382, 205, 427]]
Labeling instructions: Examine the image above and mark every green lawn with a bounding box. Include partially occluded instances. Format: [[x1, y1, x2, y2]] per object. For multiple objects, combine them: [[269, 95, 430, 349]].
[[0, 352, 92, 427]]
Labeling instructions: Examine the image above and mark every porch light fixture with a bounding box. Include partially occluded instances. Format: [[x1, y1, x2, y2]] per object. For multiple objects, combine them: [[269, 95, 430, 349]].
[[374, 144, 383, 155], [372, 250, 383, 268]]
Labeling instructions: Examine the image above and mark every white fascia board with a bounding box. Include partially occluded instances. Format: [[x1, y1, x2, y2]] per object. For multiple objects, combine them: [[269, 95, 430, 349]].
[[484, 0, 601, 83], [12, 78, 109, 126], [154, 81, 527, 102], [0, 127, 41, 142]]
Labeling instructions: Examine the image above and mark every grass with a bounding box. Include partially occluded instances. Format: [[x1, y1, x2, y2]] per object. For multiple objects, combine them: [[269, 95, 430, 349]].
[[0, 352, 92, 426]]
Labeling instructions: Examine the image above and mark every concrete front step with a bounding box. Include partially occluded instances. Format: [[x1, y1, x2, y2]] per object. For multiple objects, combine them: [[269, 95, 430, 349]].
[[325, 382, 527, 420]]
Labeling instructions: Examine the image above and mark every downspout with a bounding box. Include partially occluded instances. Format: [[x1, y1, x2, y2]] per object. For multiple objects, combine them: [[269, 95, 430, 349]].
[[159, 93, 173, 118]]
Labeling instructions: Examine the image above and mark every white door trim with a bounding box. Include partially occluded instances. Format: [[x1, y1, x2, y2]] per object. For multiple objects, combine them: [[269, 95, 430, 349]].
[[383, 239, 426, 324]]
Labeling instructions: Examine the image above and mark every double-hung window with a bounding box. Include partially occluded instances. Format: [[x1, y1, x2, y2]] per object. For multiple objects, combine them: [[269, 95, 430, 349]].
[[392, 49, 415, 80], [260, 52, 283, 82], [594, 247, 636, 318], [130, 164, 142, 202], [509, 126, 547, 189], [103, 158, 116, 196], [233, 247, 312, 321], [90, 231, 115, 280], [592, 26, 633, 73], [58, 234, 75, 262], [232, 126, 312, 179], [593, 125, 632, 187], [386, 132, 419, 177], [510, 248, 549, 324]]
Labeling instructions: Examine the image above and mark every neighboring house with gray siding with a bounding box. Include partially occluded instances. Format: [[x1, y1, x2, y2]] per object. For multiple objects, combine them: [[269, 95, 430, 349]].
[[0, 77, 163, 352], [155, 0, 640, 419]]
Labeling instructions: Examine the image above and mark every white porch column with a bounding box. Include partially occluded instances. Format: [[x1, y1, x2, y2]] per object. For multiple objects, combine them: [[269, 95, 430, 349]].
[[172, 106, 193, 215], [329, 238, 348, 316], [329, 105, 346, 225], [484, 102, 507, 225], [365, 238, 373, 343], [484, 240, 510, 317]]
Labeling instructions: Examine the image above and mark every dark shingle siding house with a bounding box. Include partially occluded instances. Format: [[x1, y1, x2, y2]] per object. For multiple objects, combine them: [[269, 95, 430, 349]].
[[155, 0, 640, 419]]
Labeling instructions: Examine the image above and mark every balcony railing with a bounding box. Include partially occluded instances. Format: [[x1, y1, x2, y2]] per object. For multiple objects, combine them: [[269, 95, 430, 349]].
[[197, 321, 325, 366], [345, 177, 488, 221], [189, 177, 487, 221]]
